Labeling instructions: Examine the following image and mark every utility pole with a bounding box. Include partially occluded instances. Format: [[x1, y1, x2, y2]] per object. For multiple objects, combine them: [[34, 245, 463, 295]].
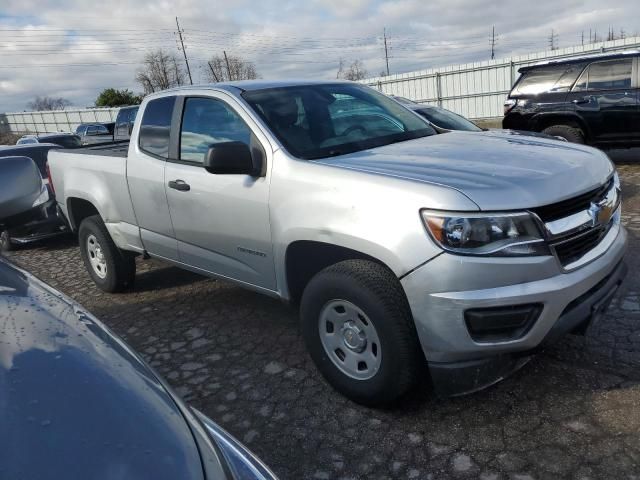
[[490, 25, 496, 60], [581, 31, 584, 46], [207, 61, 219, 82], [383, 28, 390, 76], [223, 51, 232, 80], [175, 17, 193, 85], [548, 29, 558, 50]]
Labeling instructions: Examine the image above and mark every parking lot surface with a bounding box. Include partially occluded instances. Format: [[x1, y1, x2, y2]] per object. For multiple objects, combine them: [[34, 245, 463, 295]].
[[4, 163, 640, 480]]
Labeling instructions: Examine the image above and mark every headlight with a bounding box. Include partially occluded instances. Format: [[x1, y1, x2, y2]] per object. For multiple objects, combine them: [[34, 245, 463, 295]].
[[421, 211, 549, 256]]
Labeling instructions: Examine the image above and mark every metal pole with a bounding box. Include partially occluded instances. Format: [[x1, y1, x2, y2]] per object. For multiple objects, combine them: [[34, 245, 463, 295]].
[[383, 28, 390, 76], [223, 51, 232, 80], [208, 61, 220, 82], [176, 17, 193, 85], [491, 26, 495, 60]]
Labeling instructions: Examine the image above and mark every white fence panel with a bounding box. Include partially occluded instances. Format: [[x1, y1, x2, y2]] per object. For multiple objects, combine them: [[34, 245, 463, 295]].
[[0, 107, 120, 134]]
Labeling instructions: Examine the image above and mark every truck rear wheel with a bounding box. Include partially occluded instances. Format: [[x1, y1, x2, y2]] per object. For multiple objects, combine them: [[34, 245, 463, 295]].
[[542, 125, 585, 144], [300, 259, 422, 406], [78, 215, 135, 293]]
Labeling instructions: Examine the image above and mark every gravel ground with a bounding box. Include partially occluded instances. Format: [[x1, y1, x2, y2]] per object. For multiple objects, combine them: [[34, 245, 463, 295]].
[[3, 162, 640, 480]]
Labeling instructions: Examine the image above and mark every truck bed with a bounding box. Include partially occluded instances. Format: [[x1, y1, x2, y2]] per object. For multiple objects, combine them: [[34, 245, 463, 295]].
[[62, 140, 130, 158], [47, 143, 140, 250]]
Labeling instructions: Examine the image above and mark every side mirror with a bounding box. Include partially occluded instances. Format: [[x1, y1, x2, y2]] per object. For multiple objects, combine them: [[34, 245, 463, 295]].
[[204, 141, 262, 176], [0, 156, 46, 227]]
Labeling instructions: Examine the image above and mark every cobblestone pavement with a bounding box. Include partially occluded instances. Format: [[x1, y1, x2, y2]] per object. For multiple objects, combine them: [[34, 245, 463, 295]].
[[4, 163, 640, 480]]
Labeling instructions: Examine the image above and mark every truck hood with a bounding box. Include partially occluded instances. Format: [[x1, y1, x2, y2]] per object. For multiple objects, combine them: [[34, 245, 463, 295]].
[[316, 132, 614, 210]]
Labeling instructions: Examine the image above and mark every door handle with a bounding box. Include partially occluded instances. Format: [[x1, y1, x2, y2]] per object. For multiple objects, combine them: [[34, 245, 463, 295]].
[[168, 180, 190, 191], [572, 98, 590, 105]]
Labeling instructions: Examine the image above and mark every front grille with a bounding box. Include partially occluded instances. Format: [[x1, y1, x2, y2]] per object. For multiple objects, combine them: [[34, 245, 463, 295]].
[[532, 178, 613, 222], [552, 225, 608, 266]]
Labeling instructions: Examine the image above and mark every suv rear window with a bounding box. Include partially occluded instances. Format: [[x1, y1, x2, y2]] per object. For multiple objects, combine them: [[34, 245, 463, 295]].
[[138, 97, 175, 158], [512, 64, 585, 96]]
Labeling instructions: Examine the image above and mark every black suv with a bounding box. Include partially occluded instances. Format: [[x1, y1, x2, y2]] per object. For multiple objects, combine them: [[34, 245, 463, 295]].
[[503, 51, 639, 146]]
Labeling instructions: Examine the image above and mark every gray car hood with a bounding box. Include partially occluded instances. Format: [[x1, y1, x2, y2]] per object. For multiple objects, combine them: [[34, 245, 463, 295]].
[[317, 131, 613, 211]]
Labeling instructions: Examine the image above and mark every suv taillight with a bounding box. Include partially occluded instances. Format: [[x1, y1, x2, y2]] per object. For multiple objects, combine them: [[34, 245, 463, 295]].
[[503, 99, 517, 115], [46, 162, 55, 195]]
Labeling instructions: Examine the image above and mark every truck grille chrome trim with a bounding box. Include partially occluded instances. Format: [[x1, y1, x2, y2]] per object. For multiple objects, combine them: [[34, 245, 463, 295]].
[[532, 180, 621, 271], [531, 177, 614, 223], [554, 221, 619, 271]]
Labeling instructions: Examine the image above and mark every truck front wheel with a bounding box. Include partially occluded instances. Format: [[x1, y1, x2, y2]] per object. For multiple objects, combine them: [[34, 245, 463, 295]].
[[78, 215, 135, 293], [300, 259, 423, 406]]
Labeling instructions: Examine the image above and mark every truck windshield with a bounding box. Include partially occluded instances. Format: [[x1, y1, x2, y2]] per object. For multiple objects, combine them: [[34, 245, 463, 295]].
[[242, 84, 435, 160]]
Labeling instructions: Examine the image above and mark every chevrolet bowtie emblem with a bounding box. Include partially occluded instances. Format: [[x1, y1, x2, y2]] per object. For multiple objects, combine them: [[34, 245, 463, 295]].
[[587, 201, 603, 227]]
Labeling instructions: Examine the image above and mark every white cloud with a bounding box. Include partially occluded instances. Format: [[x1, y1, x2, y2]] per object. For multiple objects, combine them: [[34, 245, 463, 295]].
[[0, 0, 639, 112]]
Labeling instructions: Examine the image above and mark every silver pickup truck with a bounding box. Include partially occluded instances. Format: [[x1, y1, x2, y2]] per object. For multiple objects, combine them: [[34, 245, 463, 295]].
[[49, 80, 627, 405]]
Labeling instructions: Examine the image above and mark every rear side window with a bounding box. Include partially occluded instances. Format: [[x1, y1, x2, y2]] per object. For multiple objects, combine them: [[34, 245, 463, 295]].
[[513, 64, 585, 95], [573, 58, 633, 91], [139, 97, 176, 158]]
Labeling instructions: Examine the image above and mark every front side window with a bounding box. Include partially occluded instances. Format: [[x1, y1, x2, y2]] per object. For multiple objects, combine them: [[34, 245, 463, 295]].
[[573, 58, 633, 91], [138, 96, 175, 158], [242, 83, 434, 160], [179, 97, 252, 164]]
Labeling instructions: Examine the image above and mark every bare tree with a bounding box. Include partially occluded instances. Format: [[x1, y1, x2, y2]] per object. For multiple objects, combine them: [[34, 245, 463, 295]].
[[27, 96, 71, 111], [135, 49, 186, 94], [336, 59, 368, 81], [205, 53, 259, 82]]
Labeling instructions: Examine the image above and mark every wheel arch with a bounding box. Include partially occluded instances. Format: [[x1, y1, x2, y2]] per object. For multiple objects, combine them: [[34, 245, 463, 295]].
[[531, 113, 591, 141], [284, 240, 400, 305], [66, 197, 101, 232]]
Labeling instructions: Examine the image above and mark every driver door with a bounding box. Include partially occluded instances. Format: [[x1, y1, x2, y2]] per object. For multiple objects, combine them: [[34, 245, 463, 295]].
[[164, 94, 276, 291]]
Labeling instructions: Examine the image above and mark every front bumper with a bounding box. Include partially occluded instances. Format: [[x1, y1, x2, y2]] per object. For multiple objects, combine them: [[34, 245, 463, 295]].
[[401, 223, 628, 395]]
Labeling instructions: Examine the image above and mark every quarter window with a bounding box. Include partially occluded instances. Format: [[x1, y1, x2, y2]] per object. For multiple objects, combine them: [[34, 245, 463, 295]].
[[138, 96, 176, 159], [573, 58, 633, 91], [179, 97, 252, 164]]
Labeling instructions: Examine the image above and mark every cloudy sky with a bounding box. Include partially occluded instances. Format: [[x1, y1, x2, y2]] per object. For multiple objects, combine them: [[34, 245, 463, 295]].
[[0, 0, 638, 112]]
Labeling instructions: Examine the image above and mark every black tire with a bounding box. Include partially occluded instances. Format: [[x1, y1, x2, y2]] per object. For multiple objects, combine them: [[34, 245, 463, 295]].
[[300, 259, 423, 406], [542, 125, 585, 144], [78, 215, 135, 292], [0, 231, 13, 253]]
